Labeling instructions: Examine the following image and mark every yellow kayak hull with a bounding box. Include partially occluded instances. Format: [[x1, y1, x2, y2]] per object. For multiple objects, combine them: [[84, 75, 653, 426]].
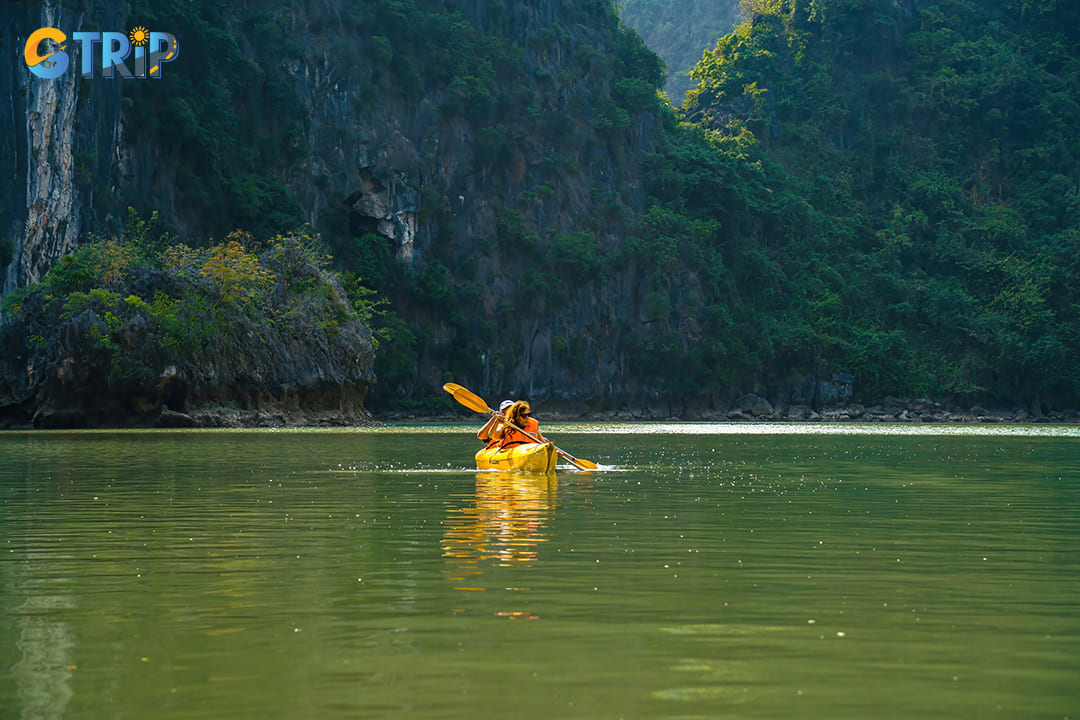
[[475, 443, 557, 474]]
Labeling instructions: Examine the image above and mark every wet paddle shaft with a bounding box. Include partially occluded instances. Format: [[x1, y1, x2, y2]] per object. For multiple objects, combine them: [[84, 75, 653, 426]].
[[443, 384, 597, 470]]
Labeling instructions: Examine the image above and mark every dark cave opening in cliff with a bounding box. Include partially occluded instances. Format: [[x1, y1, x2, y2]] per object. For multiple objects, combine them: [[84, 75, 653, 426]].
[[347, 211, 382, 238]]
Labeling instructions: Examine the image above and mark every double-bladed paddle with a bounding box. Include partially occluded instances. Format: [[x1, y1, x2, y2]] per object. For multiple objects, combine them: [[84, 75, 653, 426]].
[[443, 383, 598, 471]]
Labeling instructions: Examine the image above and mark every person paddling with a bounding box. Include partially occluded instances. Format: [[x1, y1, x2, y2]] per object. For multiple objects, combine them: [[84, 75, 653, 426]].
[[477, 399, 513, 448], [499, 400, 550, 448]]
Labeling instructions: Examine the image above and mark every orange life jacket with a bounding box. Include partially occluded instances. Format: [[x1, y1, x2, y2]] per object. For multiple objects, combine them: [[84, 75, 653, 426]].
[[500, 417, 540, 448]]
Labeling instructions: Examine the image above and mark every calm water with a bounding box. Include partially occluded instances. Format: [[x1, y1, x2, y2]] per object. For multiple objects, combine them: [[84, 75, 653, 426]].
[[1, 424, 1077, 720]]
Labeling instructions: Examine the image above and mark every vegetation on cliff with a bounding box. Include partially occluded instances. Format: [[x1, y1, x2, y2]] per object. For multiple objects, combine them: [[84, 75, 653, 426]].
[[0, 212, 376, 426], [6, 0, 1078, 421], [305, 0, 668, 411], [339, 0, 1079, 412], [658, 0, 1080, 408], [101, 0, 666, 412]]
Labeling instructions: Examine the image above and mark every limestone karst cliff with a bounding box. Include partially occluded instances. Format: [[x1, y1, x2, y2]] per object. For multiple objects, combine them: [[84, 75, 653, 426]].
[[7, 0, 1078, 423], [2, 0, 671, 420]]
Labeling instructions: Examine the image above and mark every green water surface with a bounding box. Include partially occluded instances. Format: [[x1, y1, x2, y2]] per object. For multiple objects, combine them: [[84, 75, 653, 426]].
[[1, 424, 1077, 719]]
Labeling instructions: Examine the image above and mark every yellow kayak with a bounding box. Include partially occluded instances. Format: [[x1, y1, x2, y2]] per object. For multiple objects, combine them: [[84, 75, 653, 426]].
[[475, 442, 557, 474]]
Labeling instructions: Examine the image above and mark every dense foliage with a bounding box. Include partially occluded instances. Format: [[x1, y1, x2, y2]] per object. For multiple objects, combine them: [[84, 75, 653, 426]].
[[14, 0, 1078, 416], [120, 0, 309, 239], [2, 211, 378, 395], [649, 0, 1080, 407], [320, 0, 1079, 410]]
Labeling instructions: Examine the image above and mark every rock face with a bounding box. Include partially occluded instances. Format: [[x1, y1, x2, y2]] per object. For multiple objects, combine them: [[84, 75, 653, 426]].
[[783, 371, 855, 408], [2, 1, 131, 298], [0, 0, 666, 415], [10, 1, 1050, 419], [4, 2, 76, 295], [0, 310, 375, 428], [346, 169, 418, 263], [0, 238, 376, 428]]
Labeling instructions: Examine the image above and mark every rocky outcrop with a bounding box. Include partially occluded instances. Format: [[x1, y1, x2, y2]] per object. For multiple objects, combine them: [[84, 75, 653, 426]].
[[345, 169, 418, 263], [553, 398, 1079, 423], [0, 308, 375, 429], [0, 238, 376, 428], [0, 320, 375, 429]]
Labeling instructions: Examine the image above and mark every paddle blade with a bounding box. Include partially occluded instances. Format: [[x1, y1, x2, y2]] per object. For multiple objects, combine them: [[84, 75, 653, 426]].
[[556, 449, 598, 470], [442, 383, 492, 415], [570, 456, 599, 470]]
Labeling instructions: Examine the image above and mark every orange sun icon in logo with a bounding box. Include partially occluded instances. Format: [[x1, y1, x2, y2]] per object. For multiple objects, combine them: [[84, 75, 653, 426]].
[[129, 26, 149, 46]]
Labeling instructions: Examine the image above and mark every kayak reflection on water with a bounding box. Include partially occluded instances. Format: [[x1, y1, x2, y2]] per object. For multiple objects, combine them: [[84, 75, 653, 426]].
[[442, 473, 557, 572]]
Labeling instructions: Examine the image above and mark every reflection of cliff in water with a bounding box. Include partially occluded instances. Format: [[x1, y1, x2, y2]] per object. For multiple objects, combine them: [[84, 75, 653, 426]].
[[442, 473, 557, 574], [10, 556, 77, 720], [5, 453, 77, 720]]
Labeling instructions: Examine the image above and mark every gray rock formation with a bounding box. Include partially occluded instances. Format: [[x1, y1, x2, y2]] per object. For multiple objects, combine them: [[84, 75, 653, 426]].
[[0, 0, 664, 415], [0, 238, 376, 428]]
